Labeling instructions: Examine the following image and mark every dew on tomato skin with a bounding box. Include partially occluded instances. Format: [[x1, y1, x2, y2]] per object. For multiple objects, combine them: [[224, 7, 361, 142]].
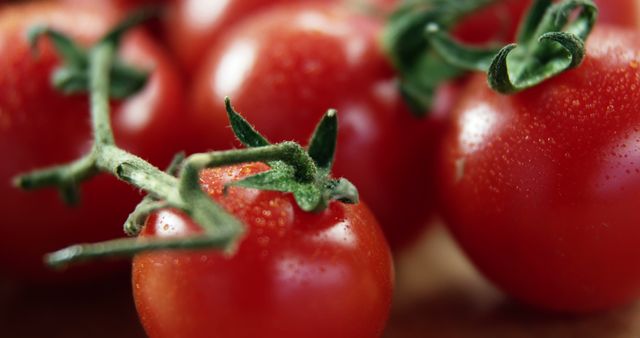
[[257, 235, 270, 247]]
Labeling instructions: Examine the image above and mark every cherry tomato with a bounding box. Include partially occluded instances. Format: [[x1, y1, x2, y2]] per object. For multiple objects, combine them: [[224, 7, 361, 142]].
[[133, 163, 394, 338], [187, 2, 448, 249], [0, 2, 186, 282], [163, 0, 313, 75], [438, 26, 640, 312], [163, 0, 408, 76]]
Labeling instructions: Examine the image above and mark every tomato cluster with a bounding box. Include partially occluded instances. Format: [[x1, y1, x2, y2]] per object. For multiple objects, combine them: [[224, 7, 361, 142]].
[[4, 0, 640, 337]]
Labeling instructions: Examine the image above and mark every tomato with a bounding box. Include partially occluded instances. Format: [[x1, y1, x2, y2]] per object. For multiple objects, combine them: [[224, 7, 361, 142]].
[[453, 0, 530, 44], [163, 0, 408, 76], [0, 2, 186, 282], [163, 0, 312, 75], [438, 26, 640, 312], [132, 162, 393, 338], [187, 2, 449, 249]]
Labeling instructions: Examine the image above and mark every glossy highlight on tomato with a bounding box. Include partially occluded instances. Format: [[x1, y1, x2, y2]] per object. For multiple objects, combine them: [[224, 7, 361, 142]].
[[0, 2, 186, 282], [133, 163, 394, 338], [164, 0, 310, 75], [438, 26, 640, 312]]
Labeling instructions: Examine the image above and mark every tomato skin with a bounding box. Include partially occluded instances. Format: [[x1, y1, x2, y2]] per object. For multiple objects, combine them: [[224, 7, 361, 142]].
[[453, 0, 530, 44], [164, 0, 313, 75], [133, 163, 394, 338], [187, 2, 447, 249], [596, 0, 640, 29], [438, 26, 640, 312], [0, 3, 186, 282]]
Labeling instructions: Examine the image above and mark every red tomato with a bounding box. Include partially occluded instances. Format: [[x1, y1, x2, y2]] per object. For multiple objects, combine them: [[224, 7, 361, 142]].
[[596, 0, 640, 29], [188, 2, 448, 249], [163, 0, 407, 76], [453, 0, 531, 44], [163, 0, 312, 75], [0, 2, 186, 282], [438, 26, 640, 312], [133, 163, 394, 338]]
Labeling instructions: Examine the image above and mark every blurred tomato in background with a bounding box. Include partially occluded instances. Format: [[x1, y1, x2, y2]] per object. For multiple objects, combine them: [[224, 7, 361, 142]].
[[0, 2, 186, 283]]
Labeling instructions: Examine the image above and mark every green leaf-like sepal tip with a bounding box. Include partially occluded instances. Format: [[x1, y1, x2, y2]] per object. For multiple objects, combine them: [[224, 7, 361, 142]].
[[425, 0, 598, 94], [27, 9, 156, 99], [307, 109, 337, 173], [224, 98, 358, 212], [224, 97, 270, 148]]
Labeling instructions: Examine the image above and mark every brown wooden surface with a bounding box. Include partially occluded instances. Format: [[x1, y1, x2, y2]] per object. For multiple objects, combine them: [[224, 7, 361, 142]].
[[1, 225, 639, 338]]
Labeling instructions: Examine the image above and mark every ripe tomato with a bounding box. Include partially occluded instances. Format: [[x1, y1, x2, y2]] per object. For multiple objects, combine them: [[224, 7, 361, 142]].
[[453, 0, 530, 44], [163, 0, 408, 76], [0, 2, 186, 282], [133, 163, 394, 338], [597, 0, 640, 29], [187, 2, 449, 249], [438, 26, 640, 312], [163, 0, 312, 75]]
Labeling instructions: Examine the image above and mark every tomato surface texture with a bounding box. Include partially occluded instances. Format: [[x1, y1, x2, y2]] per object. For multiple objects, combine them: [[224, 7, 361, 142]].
[[438, 26, 640, 312], [133, 163, 394, 338], [0, 2, 186, 281]]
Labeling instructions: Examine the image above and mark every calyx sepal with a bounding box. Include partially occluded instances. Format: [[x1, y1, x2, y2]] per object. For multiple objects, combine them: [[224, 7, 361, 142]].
[[27, 8, 158, 99], [425, 0, 598, 94], [382, 0, 496, 114], [224, 99, 358, 212]]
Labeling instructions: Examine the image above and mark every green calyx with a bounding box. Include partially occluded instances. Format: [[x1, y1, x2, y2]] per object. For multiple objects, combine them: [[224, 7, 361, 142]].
[[14, 12, 358, 268], [27, 9, 157, 99], [425, 0, 598, 94], [225, 98, 359, 212], [382, 0, 497, 114]]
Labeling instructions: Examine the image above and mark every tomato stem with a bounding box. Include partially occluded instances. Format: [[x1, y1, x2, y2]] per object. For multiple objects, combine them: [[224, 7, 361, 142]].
[[47, 234, 234, 268], [425, 0, 597, 93], [89, 44, 117, 147], [382, 0, 497, 114]]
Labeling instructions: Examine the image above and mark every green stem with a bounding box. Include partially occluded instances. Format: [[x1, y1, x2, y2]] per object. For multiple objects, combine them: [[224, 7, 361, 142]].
[[185, 142, 317, 184], [381, 0, 498, 114], [47, 235, 232, 268], [425, 0, 598, 94], [98, 145, 179, 203], [14, 155, 97, 205], [89, 44, 116, 147], [123, 152, 185, 237]]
